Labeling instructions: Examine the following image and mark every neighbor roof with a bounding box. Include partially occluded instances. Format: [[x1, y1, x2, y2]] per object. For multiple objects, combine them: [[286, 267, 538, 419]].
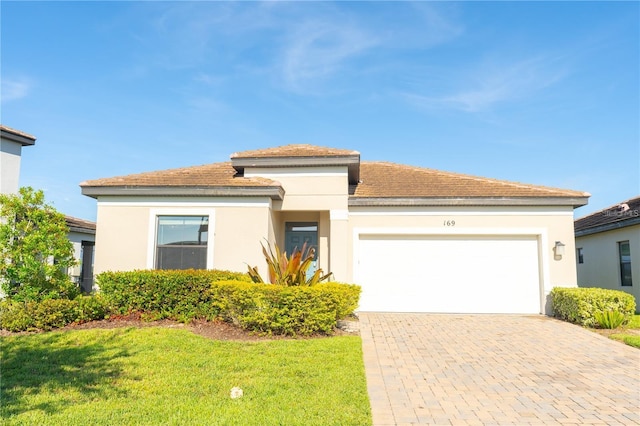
[[65, 216, 96, 235], [81, 144, 589, 207], [575, 196, 640, 236], [351, 162, 589, 207], [0, 124, 36, 146]]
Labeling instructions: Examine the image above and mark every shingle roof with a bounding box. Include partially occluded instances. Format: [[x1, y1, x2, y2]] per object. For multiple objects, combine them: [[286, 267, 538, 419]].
[[65, 216, 96, 234], [81, 162, 278, 188], [353, 162, 588, 199], [80, 145, 589, 206], [0, 124, 36, 146], [231, 144, 359, 159], [575, 196, 640, 235]]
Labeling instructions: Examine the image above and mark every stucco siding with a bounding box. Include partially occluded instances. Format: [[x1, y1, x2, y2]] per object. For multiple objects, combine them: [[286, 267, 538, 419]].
[[246, 167, 349, 211], [0, 139, 23, 195], [93, 197, 272, 275], [576, 225, 640, 306]]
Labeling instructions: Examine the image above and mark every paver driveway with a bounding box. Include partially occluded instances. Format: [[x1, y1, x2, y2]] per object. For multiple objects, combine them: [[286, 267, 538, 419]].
[[359, 313, 640, 426]]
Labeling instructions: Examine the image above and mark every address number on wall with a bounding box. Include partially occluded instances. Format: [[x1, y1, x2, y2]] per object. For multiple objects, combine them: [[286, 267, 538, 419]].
[[443, 220, 456, 227]]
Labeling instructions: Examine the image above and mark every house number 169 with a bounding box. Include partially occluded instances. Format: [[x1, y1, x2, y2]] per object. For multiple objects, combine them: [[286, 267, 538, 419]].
[[443, 220, 456, 226]]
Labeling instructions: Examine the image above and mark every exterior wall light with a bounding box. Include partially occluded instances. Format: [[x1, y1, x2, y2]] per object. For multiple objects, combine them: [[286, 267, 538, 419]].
[[554, 241, 565, 258]]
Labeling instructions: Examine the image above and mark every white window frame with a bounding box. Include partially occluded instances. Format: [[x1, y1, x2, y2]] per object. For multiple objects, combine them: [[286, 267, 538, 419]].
[[147, 208, 216, 270]]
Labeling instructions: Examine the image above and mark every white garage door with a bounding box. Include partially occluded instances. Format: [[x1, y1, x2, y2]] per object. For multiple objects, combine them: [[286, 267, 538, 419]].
[[356, 235, 542, 314]]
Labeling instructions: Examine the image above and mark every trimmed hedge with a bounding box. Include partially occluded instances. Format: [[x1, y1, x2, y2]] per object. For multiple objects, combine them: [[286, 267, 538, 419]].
[[551, 287, 636, 328], [97, 269, 252, 320], [97, 270, 361, 335], [208, 281, 361, 335], [0, 295, 110, 332]]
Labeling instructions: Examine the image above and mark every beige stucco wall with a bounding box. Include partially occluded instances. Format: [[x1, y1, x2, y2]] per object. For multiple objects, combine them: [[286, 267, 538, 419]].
[[245, 167, 349, 211], [1, 139, 23, 195], [92, 197, 273, 276], [576, 225, 640, 307], [344, 206, 579, 311]]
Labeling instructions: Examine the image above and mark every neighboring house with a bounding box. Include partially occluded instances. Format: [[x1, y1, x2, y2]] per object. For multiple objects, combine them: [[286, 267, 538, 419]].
[[575, 196, 640, 308], [1, 124, 96, 291], [65, 215, 96, 293], [81, 144, 589, 314], [1, 125, 36, 195]]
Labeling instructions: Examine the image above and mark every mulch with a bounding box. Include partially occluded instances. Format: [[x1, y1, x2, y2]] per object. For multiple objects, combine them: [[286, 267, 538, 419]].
[[0, 314, 359, 341]]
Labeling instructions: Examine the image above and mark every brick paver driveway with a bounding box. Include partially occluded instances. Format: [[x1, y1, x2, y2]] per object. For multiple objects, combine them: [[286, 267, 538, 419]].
[[359, 313, 640, 426]]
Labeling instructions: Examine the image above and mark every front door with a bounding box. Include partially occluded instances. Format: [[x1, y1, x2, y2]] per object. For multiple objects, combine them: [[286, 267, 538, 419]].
[[80, 241, 95, 293], [285, 222, 318, 279]]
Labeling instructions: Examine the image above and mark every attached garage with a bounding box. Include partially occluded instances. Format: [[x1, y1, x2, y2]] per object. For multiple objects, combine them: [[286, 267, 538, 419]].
[[356, 234, 543, 314]]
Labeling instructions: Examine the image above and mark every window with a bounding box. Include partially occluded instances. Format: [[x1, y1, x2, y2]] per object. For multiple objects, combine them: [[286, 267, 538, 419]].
[[618, 241, 632, 287], [156, 216, 208, 270], [577, 248, 584, 264]]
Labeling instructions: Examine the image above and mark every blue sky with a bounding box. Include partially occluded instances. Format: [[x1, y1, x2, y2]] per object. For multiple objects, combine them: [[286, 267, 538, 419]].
[[2, 1, 638, 222]]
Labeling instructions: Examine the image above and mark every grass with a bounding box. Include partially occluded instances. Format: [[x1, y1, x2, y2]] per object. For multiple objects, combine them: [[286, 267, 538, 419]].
[[608, 314, 640, 349], [1, 327, 372, 425]]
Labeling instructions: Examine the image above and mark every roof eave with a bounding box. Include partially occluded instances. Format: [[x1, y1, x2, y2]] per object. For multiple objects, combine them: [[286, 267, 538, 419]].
[[349, 196, 590, 208], [81, 186, 285, 200], [0, 128, 36, 146], [68, 226, 96, 235], [232, 155, 361, 184], [575, 217, 640, 237]]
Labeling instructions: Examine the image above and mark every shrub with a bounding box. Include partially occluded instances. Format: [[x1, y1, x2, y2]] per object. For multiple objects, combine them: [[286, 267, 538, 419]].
[[594, 310, 626, 329], [97, 269, 251, 319], [551, 287, 636, 327], [0, 296, 110, 332], [209, 281, 361, 336], [97, 269, 360, 336]]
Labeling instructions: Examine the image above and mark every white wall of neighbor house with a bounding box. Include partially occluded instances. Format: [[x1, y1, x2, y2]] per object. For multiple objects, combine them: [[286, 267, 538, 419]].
[[0, 139, 23, 195], [66, 231, 95, 282], [346, 206, 579, 314], [576, 225, 640, 306], [92, 197, 272, 276]]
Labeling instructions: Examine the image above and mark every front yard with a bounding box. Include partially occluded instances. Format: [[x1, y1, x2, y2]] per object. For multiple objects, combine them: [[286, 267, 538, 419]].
[[591, 314, 640, 349], [1, 327, 372, 425]]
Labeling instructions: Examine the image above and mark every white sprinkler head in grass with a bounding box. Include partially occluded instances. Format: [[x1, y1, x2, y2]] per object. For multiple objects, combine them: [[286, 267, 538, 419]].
[[230, 387, 243, 399]]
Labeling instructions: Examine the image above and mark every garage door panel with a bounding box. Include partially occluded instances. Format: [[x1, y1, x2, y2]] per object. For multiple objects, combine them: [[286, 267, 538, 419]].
[[357, 236, 541, 314]]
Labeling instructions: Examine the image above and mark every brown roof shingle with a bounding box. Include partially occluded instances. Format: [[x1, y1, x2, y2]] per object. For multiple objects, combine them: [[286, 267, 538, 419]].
[[575, 196, 640, 235], [65, 216, 96, 233], [231, 144, 359, 159], [80, 162, 279, 188], [352, 162, 588, 199]]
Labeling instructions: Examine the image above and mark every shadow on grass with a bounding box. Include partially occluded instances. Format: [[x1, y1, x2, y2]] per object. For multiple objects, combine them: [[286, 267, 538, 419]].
[[1, 329, 134, 418]]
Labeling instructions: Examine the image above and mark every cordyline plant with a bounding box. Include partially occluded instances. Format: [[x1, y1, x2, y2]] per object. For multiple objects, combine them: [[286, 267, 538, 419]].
[[247, 241, 332, 286], [0, 187, 79, 302]]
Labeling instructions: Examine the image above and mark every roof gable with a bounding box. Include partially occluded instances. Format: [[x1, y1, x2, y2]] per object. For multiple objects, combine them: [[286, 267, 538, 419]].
[[575, 196, 640, 236]]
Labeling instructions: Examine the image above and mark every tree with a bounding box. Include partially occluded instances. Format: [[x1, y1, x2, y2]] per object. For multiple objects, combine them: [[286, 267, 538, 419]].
[[0, 187, 79, 301]]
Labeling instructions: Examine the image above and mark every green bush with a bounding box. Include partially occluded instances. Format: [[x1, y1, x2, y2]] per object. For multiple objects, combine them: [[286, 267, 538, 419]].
[[551, 287, 636, 328], [97, 269, 251, 319], [97, 270, 360, 336], [209, 281, 361, 336], [0, 296, 110, 332]]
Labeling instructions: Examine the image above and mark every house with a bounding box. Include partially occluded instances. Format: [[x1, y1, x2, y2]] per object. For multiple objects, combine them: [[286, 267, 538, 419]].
[[65, 215, 96, 293], [1, 124, 96, 291], [80, 144, 589, 314], [575, 196, 639, 308], [1, 125, 36, 195]]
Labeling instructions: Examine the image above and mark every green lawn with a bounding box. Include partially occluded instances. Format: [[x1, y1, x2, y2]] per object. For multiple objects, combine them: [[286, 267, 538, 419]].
[[1, 327, 372, 425], [609, 314, 640, 349]]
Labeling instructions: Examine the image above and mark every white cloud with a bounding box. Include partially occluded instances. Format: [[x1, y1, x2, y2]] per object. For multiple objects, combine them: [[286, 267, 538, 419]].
[[1, 77, 31, 103], [281, 21, 379, 93], [404, 54, 569, 112]]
